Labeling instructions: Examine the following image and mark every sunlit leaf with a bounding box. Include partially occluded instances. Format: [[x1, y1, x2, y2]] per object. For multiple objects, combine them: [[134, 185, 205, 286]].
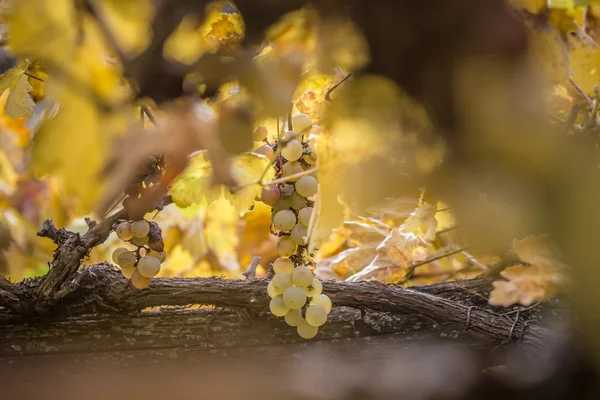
[[0, 66, 34, 119]]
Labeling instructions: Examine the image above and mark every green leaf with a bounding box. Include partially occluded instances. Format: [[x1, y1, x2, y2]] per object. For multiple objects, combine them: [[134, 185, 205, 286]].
[[0, 66, 35, 119]]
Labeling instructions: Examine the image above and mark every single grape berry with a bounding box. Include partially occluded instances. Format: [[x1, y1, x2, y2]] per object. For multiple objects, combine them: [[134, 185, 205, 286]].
[[273, 257, 294, 274], [261, 185, 281, 206], [297, 320, 318, 339], [282, 161, 304, 181], [148, 250, 167, 263], [282, 130, 297, 141], [292, 266, 313, 287], [283, 286, 307, 310], [112, 247, 129, 264], [310, 294, 332, 313], [117, 251, 136, 268], [276, 237, 297, 257], [305, 305, 327, 327], [281, 139, 303, 161], [303, 278, 323, 297], [116, 222, 133, 241], [137, 256, 161, 278], [267, 280, 279, 298], [271, 272, 292, 294], [272, 197, 292, 215], [273, 209, 296, 232], [291, 224, 308, 245], [298, 207, 313, 226], [131, 269, 152, 289], [269, 295, 289, 317], [289, 192, 306, 211], [131, 235, 149, 246], [253, 125, 268, 141], [295, 175, 318, 198], [292, 114, 312, 133], [131, 220, 150, 238], [284, 309, 303, 327], [303, 150, 317, 165], [255, 144, 275, 160]]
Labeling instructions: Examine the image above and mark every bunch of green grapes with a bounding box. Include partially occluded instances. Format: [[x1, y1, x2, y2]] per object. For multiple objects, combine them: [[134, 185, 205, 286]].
[[256, 114, 331, 339], [111, 219, 166, 289]]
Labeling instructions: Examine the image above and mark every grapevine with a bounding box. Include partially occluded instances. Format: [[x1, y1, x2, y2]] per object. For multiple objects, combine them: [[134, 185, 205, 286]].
[[256, 114, 332, 339]]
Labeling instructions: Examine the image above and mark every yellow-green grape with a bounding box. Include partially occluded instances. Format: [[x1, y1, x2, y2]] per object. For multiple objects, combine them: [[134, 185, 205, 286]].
[[298, 207, 313, 226], [271, 272, 292, 294], [131, 235, 149, 246], [283, 286, 307, 310], [137, 256, 161, 278], [310, 294, 332, 314], [292, 114, 312, 133], [276, 236, 297, 257], [148, 249, 167, 263], [267, 280, 279, 298], [297, 320, 318, 339], [291, 224, 308, 245], [282, 129, 298, 141], [131, 269, 152, 289], [253, 125, 268, 141], [112, 247, 129, 264], [131, 220, 150, 238], [292, 265, 313, 287], [305, 305, 327, 327], [284, 309, 303, 327], [282, 161, 304, 181], [289, 192, 307, 211], [255, 144, 275, 160], [295, 175, 318, 198], [116, 222, 133, 241], [269, 295, 289, 317], [303, 278, 323, 297], [273, 209, 296, 232], [303, 151, 317, 165], [281, 139, 303, 161], [117, 250, 136, 269], [273, 257, 294, 274]]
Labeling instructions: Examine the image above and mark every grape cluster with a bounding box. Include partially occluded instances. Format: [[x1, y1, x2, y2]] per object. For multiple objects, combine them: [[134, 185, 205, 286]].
[[256, 114, 331, 339], [112, 219, 166, 289]]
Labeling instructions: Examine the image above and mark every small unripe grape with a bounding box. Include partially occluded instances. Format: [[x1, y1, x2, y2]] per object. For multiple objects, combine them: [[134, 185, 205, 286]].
[[305, 305, 327, 327], [292, 114, 312, 133], [269, 295, 289, 317], [284, 309, 304, 327], [310, 294, 332, 314], [273, 209, 296, 232], [289, 192, 306, 211], [112, 247, 129, 264], [148, 249, 167, 263], [303, 152, 317, 165], [120, 264, 135, 279], [291, 224, 308, 245], [273, 257, 294, 274], [131, 269, 152, 289], [255, 144, 275, 160], [261, 185, 280, 206], [130, 220, 150, 238], [292, 265, 313, 287], [131, 235, 149, 246], [303, 278, 323, 297], [298, 207, 313, 226], [283, 286, 307, 310], [267, 280, 279, 298], [116, 222, 133, 241], [282, 161, 304, 181], [282, 130, 298, 141], [281, 139, 303, 161], [253, 125, 268, 141], [271, 272, 292, 294], [137, 256, 161, 278], [297, 320, 318, 339], [295, 175, 318, 197], [117, 250, 136, 268], [276, 237, 297, 257]]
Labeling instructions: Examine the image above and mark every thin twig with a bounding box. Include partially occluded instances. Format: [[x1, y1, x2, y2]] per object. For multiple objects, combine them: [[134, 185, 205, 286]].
[[23, 72, 46, 83], [325, 73, 353, 102], [262, 167, 317, 186], [141, 104, 159, 127], [569, 77, 594, 107]]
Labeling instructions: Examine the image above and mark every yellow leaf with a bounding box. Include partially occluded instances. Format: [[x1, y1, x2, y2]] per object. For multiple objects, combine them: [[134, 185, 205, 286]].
[[169, 152, 216, 208], [204, 196, 239, 272], [329, 246, 379, 279], [529, 25, 569, 85], [569, 37, 600, 95], [398, 203, 438, 243], [0, 66, 34, 119], [225, 153, 275, 213], [95, 0, 153, 55], [508, 0, 546, 13], [316, 17, 369, 72]]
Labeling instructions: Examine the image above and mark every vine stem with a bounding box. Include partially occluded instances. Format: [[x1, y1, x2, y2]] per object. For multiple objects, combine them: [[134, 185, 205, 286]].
[[261, 167, 317, 186]]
